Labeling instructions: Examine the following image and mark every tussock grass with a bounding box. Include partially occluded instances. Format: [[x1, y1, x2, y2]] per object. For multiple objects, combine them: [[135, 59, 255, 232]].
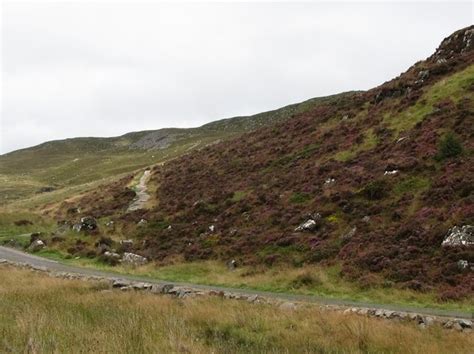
[[0, 266, 472, 353]]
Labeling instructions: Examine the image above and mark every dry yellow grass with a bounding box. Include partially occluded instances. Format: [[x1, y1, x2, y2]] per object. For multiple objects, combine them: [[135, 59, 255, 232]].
[[0, 266, 472, 353]]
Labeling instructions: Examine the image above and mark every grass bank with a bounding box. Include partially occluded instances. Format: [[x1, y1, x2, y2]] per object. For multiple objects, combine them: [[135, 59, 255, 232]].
[[32, 251, 474, 313]]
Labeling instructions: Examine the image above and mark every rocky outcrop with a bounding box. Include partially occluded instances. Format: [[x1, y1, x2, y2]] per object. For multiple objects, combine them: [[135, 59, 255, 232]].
[[442, 225, 474, 247], [129, 131, 176, 150]]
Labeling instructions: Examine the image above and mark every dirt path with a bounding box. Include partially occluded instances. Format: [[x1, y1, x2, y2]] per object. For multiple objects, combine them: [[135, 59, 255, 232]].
[[0, 246, 471, 320], [127, 170, 151, 211]]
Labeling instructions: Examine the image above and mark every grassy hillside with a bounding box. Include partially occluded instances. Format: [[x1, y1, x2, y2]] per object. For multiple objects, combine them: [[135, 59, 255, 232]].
[[43, 26, 474, 300], [1, 26, 473, 308], [0, 266, 472, 353], [0, 93, 352, 205]]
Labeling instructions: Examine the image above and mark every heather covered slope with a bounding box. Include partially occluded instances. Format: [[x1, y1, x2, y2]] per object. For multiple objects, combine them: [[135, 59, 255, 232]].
[[0, 93, 350, 205], [112, 26, 473, 298], [10, 26, 473, 303]]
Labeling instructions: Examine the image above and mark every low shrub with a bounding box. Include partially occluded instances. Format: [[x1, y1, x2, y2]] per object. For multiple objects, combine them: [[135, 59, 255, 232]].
[[362, 180, 390, 200], [289, 192, 311, 204], [435, 132, 463, 160], [290, 272, 321, 289]]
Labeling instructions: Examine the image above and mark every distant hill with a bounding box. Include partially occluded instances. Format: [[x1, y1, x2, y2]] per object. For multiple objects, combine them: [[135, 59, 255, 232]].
[[0, 92, 352, 203]]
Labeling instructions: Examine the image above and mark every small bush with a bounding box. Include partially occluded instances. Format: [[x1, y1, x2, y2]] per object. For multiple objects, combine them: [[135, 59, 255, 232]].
[[436, 132, 463, 160], [14, 219, 33, 226], [290, 192, 310, 204], [362, 180, 389, 200], [290, 272, 321, 289]]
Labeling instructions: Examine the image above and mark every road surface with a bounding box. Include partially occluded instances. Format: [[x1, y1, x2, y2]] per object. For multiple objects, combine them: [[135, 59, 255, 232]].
[[0, 245, 471, 319]]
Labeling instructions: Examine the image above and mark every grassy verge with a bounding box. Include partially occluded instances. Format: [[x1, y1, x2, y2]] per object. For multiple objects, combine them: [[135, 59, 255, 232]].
[[32, 251, 474, 313], [0, 266, 472, 353]]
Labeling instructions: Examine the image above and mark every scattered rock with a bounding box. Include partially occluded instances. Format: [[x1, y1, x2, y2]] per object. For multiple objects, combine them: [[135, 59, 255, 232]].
[[396, 136, 407, 143], [72, 216, 98, 232], [422, 316, 435, 327], [442, 225, 474, 247], [122, 252, 148, 266], [138, 219, 147, 226], [457, 259, 469, 270], [324, 178, 336, 185], [151, 284, 174, 294], [112, 279, 131, 288], [456, 319, 472, 329], [341, 227, 357, 242], [384, 170, 399, 176], [227, 259, 237, 271], [295, 219, 317, 232], [103, 251, 121, 261], [209, 225, 215, 233], [443, 320, 454, 329], [120, 239, 133, 249], [418, 69, 430, 80], [28, 239, 45, 252], [132, 282, 152, 290], [247, 294, 260, 303], [362, 216, 371, 223], [80, 217, 97, 230], [72, 223, 82, 232]]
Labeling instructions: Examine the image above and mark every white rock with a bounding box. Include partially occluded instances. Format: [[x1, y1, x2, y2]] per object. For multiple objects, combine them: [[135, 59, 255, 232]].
[[122, 252, 148, 266], [442, 225, 474, 247], [384, 170, 399, 176], [324, 178, 336, 185], [295, 219, 317, 232]]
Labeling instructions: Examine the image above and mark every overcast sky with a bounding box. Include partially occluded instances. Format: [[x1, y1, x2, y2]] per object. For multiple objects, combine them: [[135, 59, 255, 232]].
[[1, 1, 472, 154]]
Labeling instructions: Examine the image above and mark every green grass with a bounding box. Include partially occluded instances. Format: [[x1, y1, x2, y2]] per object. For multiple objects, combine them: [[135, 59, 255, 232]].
[[289, 192, 311, 204], [384, 64, 474, 135], [334, 128, 378, 162], [0, 212, 54, 241], [231, 191, 247, 202], [394, 176, 431, 195], [33, 254, 474, 313]]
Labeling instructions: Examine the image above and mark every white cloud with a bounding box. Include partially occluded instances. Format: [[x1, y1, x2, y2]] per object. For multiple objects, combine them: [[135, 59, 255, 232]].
[[1, 1, 472, 153]]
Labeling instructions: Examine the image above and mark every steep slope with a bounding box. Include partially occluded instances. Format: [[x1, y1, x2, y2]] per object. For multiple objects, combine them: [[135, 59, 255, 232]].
[[100, 26, 473, 298], [14, 26, 473, 301], [0, 93, 351, 204]]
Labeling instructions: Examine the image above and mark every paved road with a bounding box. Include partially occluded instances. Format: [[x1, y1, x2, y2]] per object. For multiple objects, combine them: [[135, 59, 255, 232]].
[[0, 245, 472, 319]]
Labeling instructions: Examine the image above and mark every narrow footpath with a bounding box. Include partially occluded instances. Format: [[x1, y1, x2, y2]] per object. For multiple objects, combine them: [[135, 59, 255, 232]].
[[127, 169, 151, 212]]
